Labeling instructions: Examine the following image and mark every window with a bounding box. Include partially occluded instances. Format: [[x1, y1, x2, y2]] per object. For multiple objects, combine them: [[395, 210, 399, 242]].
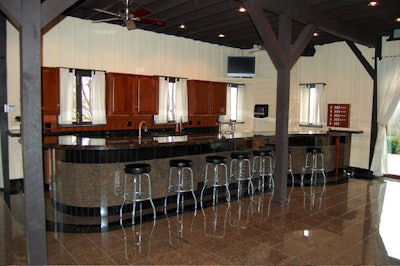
[[58, 68, 106, 125], [299, 83, 326, 127], [73, 70, 92, 124], [220, 83, 245, 122], [154, 77, 188, 124]]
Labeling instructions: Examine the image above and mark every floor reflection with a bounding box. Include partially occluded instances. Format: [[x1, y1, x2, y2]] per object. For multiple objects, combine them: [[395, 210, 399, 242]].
[[201, 203, 230, 239], [302, 183, 326, 211], [119, 218, 156, 259], [2, 177, 400, 265]]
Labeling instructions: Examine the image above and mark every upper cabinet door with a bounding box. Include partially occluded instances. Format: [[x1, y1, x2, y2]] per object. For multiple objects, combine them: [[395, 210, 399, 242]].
[[209, 82, 227, 115], [188, 80, 210, 115], [136, 75, 159, 115], [188, 80, 227, 115], [41, 67, 60, 115], [106, 72, 136, 116]]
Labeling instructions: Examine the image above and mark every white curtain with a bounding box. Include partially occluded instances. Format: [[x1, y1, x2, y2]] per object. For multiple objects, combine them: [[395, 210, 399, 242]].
[[91, 70, 106, 124], [223, 84, 232, 122], [370, 57, 400, 176], [154, 77, 169, 124], [58, 68, 75, 125], [299, 83, 325, 126], [154, 77, 188, 124], [236, 84, 245, 122], [176, 78, 188, 123]]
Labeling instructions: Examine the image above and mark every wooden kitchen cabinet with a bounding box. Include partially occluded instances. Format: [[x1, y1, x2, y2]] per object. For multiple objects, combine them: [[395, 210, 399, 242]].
[[106, 73, 158, 116], [209, 81, 226, 115], [106, 73, 136, 116], [188, 80, 226, 115], [41, 67, 60, 115], [136, 75, 159, 115], [188, 80, 210, 115]]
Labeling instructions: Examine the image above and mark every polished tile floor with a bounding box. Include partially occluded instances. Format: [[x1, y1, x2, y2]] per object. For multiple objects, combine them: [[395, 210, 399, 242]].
[[2, 177, 400, 265]]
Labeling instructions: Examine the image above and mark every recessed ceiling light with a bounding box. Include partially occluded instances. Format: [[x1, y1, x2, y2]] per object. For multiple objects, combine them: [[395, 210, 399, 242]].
[[368, 1, 378, 7], [179, 24, 186, 29], [396, 18, 400, 23], [238, 6, 247, 13], [218, 33, 225, 38], [313, 32, 319, 37]]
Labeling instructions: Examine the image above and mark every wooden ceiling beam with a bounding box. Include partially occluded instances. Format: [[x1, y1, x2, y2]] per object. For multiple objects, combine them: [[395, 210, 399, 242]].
[[253, 0, 376, 48], [291, 23, 317, 67], [41, 0, 79, 28], [346, 41, 375, 79], [0, 0, 21, 29], [243, 0, 286, 69]]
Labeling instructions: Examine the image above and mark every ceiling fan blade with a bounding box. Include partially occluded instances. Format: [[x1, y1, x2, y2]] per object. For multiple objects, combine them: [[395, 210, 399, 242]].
[[93, 8, 120, 18], [93, 18, 122, 23], [124, 19, 136, 30], [130, 7, 151, 17], [136, 17, 166, 26]]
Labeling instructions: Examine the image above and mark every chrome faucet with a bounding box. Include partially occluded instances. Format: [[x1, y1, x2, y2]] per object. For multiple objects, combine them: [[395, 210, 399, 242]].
[[218, 120, 236, 134], [138, 120, 148, 140]]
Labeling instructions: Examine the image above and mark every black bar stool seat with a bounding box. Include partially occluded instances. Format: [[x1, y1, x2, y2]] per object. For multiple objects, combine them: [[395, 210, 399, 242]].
[[125, 163, 151, 175], [307, 147, 323, 154], [206, 156, 227, 164], [231, 152, 250, 160], [253, 149, 273, 157], [169, 159, 193, 168]]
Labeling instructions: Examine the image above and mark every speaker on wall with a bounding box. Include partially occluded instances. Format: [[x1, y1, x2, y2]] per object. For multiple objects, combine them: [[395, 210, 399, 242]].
[[301, 46, 316, 57]]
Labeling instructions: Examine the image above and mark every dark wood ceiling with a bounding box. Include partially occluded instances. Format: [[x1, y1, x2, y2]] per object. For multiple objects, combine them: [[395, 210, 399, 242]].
[[61, 0, 400, 49]]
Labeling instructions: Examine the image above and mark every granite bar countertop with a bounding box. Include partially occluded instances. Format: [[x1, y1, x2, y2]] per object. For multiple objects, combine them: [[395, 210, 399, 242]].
[[43, 129, 362, 150]]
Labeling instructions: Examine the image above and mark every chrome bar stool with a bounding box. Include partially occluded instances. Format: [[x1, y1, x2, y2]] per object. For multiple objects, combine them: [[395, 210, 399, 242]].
[[288, 148, 295, 184], [262, 145, 294, 185], [164, 159, 197, 213], [230, 151, 254, 198], [120, 163, 156, 224], [252, 149, 274, 192], [301, 147, 326, 185], [200, 155, 231, 207]]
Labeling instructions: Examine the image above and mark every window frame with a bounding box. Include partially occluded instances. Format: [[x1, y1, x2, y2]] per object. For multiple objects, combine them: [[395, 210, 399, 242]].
[[299, 83, 326, 128]]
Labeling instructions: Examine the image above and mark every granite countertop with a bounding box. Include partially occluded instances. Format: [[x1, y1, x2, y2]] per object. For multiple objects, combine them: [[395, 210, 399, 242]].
[[42, 129, 362, 150]]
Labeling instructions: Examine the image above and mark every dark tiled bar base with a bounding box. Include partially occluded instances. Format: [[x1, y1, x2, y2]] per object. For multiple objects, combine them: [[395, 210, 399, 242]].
[[49, 132, 352, 211], [3, 177, 400, 265]]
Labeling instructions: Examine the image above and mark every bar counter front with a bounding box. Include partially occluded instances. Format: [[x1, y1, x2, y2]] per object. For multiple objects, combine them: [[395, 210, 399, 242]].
[[43, 130, 359, 217]]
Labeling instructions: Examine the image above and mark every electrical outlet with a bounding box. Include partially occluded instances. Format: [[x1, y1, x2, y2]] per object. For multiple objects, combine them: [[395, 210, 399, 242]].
[[3, 104, 16, 113]]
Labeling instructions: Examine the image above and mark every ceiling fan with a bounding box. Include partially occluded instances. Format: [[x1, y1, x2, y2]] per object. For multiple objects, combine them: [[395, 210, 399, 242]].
[[93, 0, 166, 30]]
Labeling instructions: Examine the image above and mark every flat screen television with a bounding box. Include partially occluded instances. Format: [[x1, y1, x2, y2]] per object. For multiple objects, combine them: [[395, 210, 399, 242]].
[[227, 56, 255, 78]]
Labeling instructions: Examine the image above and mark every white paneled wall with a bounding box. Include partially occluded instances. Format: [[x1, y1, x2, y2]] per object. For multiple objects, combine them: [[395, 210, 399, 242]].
[[43, 17, 241, 79], [5, 21, 23, 183]]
